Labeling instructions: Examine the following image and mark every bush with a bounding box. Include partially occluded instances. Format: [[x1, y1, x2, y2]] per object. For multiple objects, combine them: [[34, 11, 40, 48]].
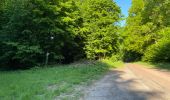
[[0, 42, 42, 69], [143, 28, 170, 62], [109, 54, 122, 62]]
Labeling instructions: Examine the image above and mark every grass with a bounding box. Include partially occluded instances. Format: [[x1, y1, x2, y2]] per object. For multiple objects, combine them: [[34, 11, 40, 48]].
[[134, 62, 170, 70], [100, 59, 124, 68], [0, 60, 122, 100]]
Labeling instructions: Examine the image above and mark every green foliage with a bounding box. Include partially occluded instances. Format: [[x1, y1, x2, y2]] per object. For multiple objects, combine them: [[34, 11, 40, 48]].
[[0, 0, 121, 68], [143, 28, 170, 62], [0, 0, 85, 67], [101, 59, 124, 68], [0, 42, 42, 68], [0, 61, 115, 99], [123, 0, 170, 63], [80, 0, 121, 59], [142, 0, 170, 27], [122, 0, 146, 61], [108, 53, 123, 62]]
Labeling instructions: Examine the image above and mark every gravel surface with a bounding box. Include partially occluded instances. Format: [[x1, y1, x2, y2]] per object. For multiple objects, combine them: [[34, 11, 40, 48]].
[[81, 63, 170, 100]]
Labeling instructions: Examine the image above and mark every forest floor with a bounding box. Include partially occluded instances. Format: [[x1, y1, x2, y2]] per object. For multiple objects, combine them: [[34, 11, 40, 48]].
[[81, 63, 170, 100]]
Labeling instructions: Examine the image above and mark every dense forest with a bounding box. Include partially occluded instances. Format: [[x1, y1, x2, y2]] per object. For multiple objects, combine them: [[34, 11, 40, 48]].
[[123, 0, 170, 62], [0, 0, 170, 69]]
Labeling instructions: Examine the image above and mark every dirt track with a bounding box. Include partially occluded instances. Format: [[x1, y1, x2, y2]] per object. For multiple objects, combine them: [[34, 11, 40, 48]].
[[82, 63, 170, 100]]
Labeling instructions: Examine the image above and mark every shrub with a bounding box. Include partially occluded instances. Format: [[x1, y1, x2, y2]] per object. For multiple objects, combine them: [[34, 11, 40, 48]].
[[0, 42, 42, 69], [109, 54, 123, 62], [143, 28, 170, 62]]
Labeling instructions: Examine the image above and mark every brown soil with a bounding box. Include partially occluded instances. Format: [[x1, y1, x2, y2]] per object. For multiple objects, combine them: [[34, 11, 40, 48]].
[[81, 63, 170, 100]]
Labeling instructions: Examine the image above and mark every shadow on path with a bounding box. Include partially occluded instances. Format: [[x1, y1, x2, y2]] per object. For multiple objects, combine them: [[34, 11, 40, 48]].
[[82, 66, 166, 100]]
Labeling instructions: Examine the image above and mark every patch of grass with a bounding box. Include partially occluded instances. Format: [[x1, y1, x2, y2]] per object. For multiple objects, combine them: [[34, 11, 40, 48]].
[[134, 62, 170, 70], [101, 59, 124, 68], [0, 60, 120, 100]]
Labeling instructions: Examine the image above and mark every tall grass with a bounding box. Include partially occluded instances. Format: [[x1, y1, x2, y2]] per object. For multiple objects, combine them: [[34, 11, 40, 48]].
[[0, 60, 122, 100]]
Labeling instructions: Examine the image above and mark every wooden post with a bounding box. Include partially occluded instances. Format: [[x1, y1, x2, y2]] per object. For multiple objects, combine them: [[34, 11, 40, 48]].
[[45, 52, 50, 65]]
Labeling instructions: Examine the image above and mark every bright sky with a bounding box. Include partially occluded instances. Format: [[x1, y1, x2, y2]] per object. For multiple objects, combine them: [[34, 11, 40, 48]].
[[114, 0, 132, 26]]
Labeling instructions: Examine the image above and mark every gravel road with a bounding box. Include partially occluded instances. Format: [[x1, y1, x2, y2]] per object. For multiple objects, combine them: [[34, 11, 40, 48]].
[[82, 63, 170, 100]]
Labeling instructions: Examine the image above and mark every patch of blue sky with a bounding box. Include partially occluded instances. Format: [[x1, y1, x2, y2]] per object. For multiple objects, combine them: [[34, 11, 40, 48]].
[[114, 0, 131, 26]]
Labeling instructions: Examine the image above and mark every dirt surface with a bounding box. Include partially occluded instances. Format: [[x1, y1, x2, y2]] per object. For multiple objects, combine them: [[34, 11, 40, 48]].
[[81, 63, 170, 100]]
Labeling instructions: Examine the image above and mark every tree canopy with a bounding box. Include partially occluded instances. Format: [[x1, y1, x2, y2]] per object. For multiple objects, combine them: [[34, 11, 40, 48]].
[[123, 0, 170, 62], [0, 0, 170, 69], [0, 0, 121, 68]]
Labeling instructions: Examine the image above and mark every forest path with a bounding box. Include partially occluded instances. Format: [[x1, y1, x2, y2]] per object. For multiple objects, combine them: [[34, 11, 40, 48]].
[[81, 63, 170, 100]]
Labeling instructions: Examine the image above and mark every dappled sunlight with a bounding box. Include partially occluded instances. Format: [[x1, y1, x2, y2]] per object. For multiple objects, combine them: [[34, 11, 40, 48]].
[[83, 64, 169, 100], [0, 0, 169, 99], [111, 70, 165, 100], [100, 59, 124, 68]]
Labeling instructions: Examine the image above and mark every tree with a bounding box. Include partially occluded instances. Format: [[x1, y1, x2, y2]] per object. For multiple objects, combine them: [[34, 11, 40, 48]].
[[123, 0, 170, 62], [0, 0, 84, 68], [0, 0, 43, 68], [142, 0, 170, 27], [0, 0, 122, 68], [122, 0, 146, 61], [80, 0, 121, 59]]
